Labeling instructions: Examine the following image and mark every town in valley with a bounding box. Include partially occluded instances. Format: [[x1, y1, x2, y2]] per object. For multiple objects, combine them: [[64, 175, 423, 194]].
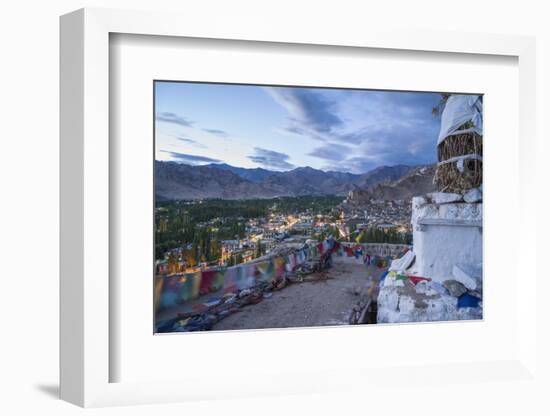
[[155, 189, 413, 276]]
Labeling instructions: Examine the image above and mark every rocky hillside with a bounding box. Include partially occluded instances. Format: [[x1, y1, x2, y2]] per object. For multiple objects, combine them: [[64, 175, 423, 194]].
[[156, 162, 275, 200], [155, 161, 429, 200], [353, 165, 417, 189], [346, 165, 436, 204]]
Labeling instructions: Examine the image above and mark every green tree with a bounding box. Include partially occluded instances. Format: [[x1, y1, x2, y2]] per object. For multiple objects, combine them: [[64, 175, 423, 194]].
[[182, 249, 196, 268], [209, 239, 221, 262], [255, 240, 263, 259], [167, 252, 177, 274]]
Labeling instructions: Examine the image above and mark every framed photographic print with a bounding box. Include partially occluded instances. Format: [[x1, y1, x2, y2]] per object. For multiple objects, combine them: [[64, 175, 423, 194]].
[[60, 7, 539, 408], [152, 82, 483, 335]]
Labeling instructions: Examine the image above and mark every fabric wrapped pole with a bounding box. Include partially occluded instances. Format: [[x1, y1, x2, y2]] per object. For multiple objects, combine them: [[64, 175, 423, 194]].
[[438, 94, 483, 145]]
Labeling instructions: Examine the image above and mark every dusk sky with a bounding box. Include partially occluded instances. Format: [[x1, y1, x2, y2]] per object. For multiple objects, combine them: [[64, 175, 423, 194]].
[[155, 81, 443, 174]]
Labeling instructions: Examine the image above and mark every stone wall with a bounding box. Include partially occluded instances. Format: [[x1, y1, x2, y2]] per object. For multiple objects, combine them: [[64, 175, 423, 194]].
[[340, 242, 410, 258], [377, 277, 483, 323], [411, 196, 482, 282]]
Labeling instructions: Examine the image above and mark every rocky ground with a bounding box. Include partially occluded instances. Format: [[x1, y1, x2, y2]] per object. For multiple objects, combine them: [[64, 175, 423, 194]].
[[212, 256, 385, 331]]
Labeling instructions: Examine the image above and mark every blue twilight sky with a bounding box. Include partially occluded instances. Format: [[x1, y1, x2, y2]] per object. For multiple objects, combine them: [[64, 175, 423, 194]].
[[155, 81, 443, 174]]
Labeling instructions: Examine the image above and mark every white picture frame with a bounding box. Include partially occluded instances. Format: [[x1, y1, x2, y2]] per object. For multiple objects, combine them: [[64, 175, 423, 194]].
[[60, 7, 538, 408]]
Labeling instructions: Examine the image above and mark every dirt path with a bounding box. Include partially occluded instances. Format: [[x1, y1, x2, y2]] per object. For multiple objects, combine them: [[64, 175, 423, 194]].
[[212, 256, 386, 331]]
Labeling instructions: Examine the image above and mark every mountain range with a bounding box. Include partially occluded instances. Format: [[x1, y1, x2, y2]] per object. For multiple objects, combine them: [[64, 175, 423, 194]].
[[155, 161, 433, 201], [346, 165, 437, 203]]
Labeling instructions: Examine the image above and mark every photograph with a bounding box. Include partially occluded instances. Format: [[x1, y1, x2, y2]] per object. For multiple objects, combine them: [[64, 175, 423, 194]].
[[153, 81, 483, 333]]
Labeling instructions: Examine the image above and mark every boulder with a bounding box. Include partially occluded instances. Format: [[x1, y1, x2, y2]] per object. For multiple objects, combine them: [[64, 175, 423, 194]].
[[463, 188, 482, 203], [452, 264, 481, 291], [443, 280, 468, 297], [377, 283, 464, 323], [238, 288, 252, 298], [427, 192, 463, 204]]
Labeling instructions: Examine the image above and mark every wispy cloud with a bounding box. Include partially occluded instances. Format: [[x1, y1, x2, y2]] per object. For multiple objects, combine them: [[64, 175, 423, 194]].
[[156, 81, 444, 173], [307, 144, 352, 162], [175, 136, 207, 149], [203, 128, 228, 137], [264, 87, 342, 140], [162, 151, 221, 164], [156, 111, 228, 141], [266, 87, 441, 173], [248, 147, 295, 171], [156, 112, 194, 127], [340, 126, 438, 172], [281, 125, 326, 142]]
